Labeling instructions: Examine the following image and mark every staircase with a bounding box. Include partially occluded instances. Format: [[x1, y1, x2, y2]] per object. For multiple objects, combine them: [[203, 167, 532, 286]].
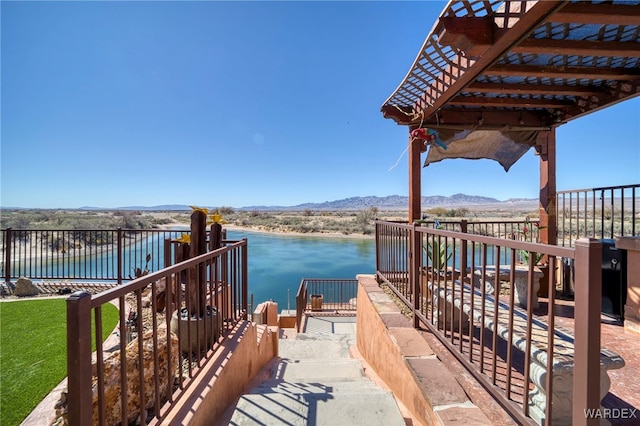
[[226, 316, 406, 426]]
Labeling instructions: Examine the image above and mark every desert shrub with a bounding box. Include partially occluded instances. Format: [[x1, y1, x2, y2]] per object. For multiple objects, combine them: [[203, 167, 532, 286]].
[[425, 207, 448, 216], [217, 206, 235, 215]]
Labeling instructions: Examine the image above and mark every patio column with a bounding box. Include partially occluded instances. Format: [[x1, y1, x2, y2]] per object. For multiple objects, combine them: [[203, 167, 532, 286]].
[[408, 127, 422, 223], [537, 129, 557, 246]]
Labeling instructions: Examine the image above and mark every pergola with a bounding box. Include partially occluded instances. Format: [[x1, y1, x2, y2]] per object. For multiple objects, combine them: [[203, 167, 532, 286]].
[[381, 0, 640, 245]]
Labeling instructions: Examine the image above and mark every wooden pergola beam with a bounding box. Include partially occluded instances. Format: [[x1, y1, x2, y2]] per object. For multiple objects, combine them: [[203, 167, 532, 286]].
[[465, 82, 604, 96], [449, 96, 572, 109], [484, 64, 640, 80], [383, 107, 554, 129], [513, 39, 640, 57], [551, 3, 640, 26]]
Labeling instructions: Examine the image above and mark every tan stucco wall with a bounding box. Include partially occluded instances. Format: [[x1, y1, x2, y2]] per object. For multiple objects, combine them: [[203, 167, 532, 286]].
[[159, 321, 278, 425]]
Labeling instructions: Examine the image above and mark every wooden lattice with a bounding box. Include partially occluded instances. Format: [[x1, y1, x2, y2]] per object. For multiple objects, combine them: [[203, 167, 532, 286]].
[[381, 0, 640, 130]]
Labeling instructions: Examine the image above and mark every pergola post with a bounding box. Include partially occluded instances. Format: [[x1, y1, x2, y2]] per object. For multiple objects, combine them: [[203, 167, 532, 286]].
[[408, 128, 422, 223], [538, 129, 557, 246]]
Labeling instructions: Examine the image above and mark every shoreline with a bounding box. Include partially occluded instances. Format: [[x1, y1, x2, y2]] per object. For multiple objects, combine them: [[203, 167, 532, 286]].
[[159, 222, 375, 240]]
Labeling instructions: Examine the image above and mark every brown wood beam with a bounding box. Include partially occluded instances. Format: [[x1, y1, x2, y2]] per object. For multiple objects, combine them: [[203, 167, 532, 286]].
[[484, 64, 640, 80], [513, 38, 640, 58], [448, 96, 572, 109], [409, 108, 554, 129], [414, 1, 567, 119], [381, 104, 414, 123], [438, 16, 496, 57], [537, 130, 557, 246], [551, 3, 640, 26], [465, 82, 603, 96], [558, 78, 640, 123], [408, 128, 422, 223]]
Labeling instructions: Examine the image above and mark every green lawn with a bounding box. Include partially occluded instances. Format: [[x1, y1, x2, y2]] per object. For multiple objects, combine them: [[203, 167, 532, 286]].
[[0, 298, 119, 426]]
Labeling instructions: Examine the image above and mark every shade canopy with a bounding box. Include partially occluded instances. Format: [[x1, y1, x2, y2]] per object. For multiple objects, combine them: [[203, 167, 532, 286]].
[[381, 0, 640, 167]]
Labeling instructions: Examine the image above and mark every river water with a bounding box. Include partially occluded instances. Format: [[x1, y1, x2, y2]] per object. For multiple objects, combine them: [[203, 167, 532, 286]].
[[226, 229, 375, 309]]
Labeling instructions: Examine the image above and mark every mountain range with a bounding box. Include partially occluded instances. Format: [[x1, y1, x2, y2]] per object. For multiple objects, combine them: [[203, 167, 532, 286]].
[[78, 194, 536, 211]]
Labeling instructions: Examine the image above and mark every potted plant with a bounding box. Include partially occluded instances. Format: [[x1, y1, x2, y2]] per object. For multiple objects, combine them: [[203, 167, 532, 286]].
[[170, 207, 226, 353], [518, 250, 550, 298]]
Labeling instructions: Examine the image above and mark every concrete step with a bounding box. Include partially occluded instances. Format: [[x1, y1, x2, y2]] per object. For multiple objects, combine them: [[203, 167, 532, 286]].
[[252, 378, 385, 396], [229, 385, 405, 426], [278, 334, 354, 359], [227, 316, 405, 426], [269, 358, 365, 382]]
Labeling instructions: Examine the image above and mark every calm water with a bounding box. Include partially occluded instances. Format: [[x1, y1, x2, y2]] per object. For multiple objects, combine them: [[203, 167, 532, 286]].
[[226, 230, 375, 310]]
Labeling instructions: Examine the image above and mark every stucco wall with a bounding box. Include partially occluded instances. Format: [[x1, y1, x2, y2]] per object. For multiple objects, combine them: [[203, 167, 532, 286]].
[[159, 321, 278, 425], [356, 274, 492, 426]]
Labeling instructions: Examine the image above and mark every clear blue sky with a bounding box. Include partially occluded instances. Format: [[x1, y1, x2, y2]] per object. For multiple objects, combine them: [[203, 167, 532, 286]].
[[2, 1, 639, 209]]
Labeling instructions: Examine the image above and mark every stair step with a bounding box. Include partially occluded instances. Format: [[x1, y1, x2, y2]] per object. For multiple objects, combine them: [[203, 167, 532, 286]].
[[270, 358, 365, 382], [229, 389, 405, 426], [252, 378, 386, 396], [278, 335, 354, 359]]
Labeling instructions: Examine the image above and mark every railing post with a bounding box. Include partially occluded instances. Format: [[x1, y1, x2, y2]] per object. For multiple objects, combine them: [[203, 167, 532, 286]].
[[164, 238, 172, 269], [66, 291, 93, 426], [411, 223, 421, 328], [242, 239, 248, 319], [460, 220, 468, 283], [375, 221, 381, 281], [117, 228, 123, 284], [4, 228, 11, 283], [573, 238, 602, 426]]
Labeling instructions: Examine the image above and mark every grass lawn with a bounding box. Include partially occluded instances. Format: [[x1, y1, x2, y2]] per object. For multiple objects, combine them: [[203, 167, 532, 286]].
[[0, 298, 119, 426]]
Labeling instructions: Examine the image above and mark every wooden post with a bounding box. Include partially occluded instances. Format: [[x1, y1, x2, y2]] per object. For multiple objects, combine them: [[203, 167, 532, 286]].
[[409, 128, 423, 223], [66, 291, 93, 426], [538, 129, 557, 246], [573, 238, 602, 426]]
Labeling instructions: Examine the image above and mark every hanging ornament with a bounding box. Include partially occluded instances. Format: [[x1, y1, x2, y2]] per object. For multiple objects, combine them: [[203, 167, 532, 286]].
[[411, 128, 448, 150]]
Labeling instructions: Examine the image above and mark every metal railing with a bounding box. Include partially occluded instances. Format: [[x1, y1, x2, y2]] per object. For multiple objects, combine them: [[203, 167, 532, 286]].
[[375, 220, 608, 425], [1, 228, 186, 283], [557, 184, 640, 247], [66, 239, 248, 425], [295, 278, 358, 332]]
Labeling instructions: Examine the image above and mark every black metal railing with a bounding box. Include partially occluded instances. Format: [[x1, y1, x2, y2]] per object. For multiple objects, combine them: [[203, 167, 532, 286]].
[[295, 278, 358, 331], [1, 228, 187, 283], [66, 238, 248, 425], [557, 184, 640, 247], [375, 220, 612, 425]]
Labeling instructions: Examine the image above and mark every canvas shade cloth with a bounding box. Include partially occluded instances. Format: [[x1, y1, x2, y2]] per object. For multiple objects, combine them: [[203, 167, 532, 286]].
[[423, 129, 539, 172]]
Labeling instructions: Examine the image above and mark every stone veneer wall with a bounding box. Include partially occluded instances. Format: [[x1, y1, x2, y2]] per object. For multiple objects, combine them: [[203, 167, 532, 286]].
[[355, 274, 492, 426], [159, 320, 278, 425]]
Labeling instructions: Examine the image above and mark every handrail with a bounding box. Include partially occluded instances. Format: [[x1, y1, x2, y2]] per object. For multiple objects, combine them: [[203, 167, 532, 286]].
[[375, 220, 610, 424], [66, 239, 248, 425], [556, 183, 639, 247]]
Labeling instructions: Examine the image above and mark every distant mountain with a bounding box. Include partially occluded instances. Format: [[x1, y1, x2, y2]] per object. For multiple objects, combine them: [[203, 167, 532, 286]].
[[240, 194, 512, 211], [72, 194, 534, 212]]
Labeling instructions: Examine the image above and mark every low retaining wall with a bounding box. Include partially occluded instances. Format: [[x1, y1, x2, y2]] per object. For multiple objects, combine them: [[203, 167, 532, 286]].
[[356, 274, 492, 426], [157, 320, 278, 425]]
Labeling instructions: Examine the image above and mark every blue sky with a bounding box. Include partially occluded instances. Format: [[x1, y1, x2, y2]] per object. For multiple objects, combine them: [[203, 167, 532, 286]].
[[2, 1, 639, 209]]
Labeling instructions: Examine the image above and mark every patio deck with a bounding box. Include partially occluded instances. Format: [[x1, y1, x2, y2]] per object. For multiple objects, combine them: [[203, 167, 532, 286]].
[[539, 297, 640, 423]]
